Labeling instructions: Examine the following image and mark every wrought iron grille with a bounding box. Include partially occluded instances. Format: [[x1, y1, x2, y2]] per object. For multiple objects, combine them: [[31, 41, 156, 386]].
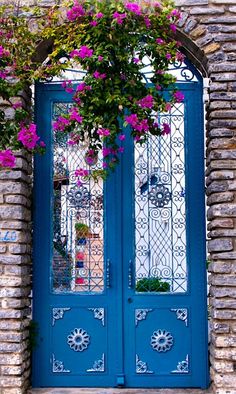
[[134, 102, 187, 293], [52, 103, 104, 293]]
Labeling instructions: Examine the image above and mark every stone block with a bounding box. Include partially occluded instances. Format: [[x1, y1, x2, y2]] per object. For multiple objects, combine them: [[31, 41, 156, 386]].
[[190, 7, 224, 14], [211, 360, 234, 373], [0, 332, 23, 343], [0, 206, 30, 221], [209, 102, 231, 110], [5, 195, 31, 207], [0, 255, 30, 265], [0, 171, 29, 183], [211, 298, 236, 309], [0, 183, 29, 196], [209, 151, 236, 160], [212, 251, 236, 260], [210, 286, 236, 298], [214, 372, 236, 388], [208, 171, 234, 182], [208, 239, 233, 252], [206, 181, 228, 195], [209, 83, 228, 92], [211, 322, 230, 334], [0, 354, 25, 365], [207, 192, 234, 205], [208, 129, 233, 138], [0, 288, 31, 298], [208, 261, 232, 273], [0, 376, 25, 388], [208, 204, 236, 219], [209, 229, 236, 238], [210, 275, 236, 286], [212, 309, 236, 319], [190, 25, 206, 39], [207, 218, 234, 230]]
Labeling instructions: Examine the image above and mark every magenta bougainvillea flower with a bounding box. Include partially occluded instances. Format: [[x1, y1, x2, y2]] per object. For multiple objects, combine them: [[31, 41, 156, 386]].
[[0, 149, 16, 168], [17, 123, 40, 150]]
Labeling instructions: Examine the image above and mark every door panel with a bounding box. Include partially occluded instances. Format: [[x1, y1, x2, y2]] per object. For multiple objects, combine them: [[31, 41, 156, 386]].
[[33, 81, 208, 388], [122, 85, 208, 387]]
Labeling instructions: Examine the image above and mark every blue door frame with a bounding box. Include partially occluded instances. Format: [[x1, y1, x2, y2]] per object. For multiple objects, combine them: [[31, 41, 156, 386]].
[[33, 76, 209, 388]]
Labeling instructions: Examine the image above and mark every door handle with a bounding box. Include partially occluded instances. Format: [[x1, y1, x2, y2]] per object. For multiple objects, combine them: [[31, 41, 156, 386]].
[[106, 259, 111, 288], [128, 260, 133, 289]]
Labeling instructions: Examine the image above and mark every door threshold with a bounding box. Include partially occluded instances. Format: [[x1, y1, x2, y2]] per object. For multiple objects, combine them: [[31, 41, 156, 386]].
[[29, 388, 213, 394]]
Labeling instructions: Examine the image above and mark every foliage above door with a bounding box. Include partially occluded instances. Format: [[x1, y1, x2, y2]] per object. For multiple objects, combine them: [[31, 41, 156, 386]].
[[0, 0, 183, 180]]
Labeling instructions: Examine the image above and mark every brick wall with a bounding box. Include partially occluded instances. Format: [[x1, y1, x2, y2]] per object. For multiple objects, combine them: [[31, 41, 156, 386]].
[[0, 150, 32, 394], [1, 0, 236, 393]]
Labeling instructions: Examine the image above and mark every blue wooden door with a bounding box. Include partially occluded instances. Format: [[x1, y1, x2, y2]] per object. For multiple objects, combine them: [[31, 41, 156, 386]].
[[33, 68, 208, 388]]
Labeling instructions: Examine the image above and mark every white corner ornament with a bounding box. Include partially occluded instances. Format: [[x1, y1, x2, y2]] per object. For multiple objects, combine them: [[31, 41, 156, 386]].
[[67, 328, 90, 352], [151, 329, 174, 352]]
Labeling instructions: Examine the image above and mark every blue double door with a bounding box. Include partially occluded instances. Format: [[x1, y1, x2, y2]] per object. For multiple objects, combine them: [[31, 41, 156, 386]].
[[33, 80, 208, 388]]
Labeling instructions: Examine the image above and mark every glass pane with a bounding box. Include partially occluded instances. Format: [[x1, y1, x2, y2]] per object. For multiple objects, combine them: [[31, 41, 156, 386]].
[[52, 103, 104, 293], [134, 103, 187, 293]]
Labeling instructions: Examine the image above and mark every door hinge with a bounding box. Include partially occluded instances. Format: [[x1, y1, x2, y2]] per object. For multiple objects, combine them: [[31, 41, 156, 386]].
[[116, 374, 125, 387]]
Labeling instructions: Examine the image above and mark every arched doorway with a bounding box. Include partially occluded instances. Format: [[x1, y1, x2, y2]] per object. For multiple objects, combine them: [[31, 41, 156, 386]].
[[32, 58, 209, 388]]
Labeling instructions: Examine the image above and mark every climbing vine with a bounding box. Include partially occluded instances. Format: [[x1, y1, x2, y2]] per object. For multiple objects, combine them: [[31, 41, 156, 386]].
[[0, 0, 183, 181]]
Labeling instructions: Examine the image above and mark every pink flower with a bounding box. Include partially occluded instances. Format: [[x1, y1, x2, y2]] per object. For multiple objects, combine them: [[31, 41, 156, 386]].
[[98, 55, 103, 62], [0, 45, 10, 58], [156, 38, 164, 45], [90, 21, 98, 26], [102, 147, 111, 157], [173, 91, 184, 103], [69, 107, 83, 123], [165, 103, 172, 112], [96, 12, 104, 18], [97, 128, 110, 136], [144, 16, 151, 28], [156, 84, 161, 91], [170, 9, 181, 19], [119, 134, 125, 141], [17, 123, 40, 150], [137, 95, 154, 109], [53, 116, 70, 131], [70, 46, 93, 59], [170, 24, 177, 33], [118, 147, 124, 153], [165, 53, 172, 60], [67, 2, 85, 21], [76, 82, 91, 92], [125, 114, 139, 128], [133, 57, 140, 64], [102, 162, 108, 168], [125, 3, 141, 15], [12, 101, 22, 109], [176, 51, 185, 62], [40, 141, 46, 147], [125, 114, 149, 133], [0, 71, 7, 79], [0, 149, 16, 168], [93, 71, 106, 79], [113, 11, 126, 24], [61, 80, 74, 93], [75, 168, 89, 177], [162, 123, 171, 135]]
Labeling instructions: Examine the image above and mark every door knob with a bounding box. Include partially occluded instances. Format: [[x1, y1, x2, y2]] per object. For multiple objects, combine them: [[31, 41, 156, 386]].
[[127, 297, 133, 303]]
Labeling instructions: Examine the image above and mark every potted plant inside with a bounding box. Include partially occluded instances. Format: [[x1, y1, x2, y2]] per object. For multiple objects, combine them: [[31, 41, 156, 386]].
[[75, 222, 90, 245], [136, 277, 170, 292]]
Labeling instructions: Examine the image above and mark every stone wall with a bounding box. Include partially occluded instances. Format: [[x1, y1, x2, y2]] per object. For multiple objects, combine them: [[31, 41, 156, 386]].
[[0, 150, 32, 394], [1, 0, 236, 393]]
